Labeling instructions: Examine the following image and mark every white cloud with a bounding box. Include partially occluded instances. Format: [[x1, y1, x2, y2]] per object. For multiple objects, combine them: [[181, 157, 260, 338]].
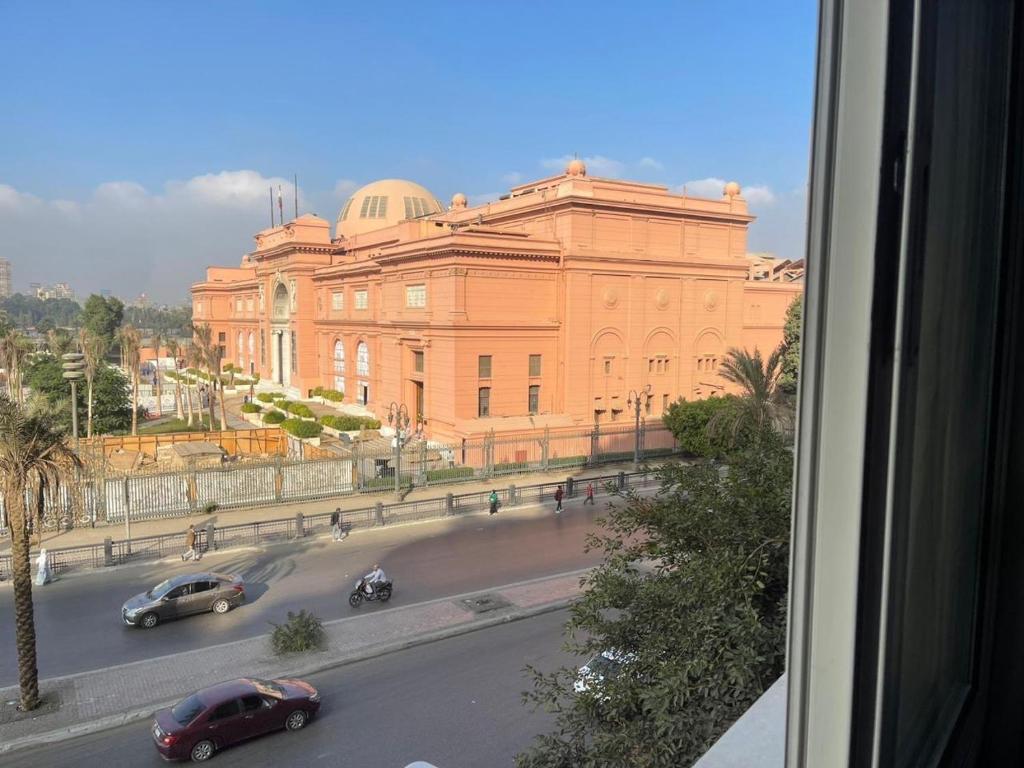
[[741, 185, 776, 205], [0, 184, 41, 210], [0, 170, 308, 303], [638, 157, 663, 171], [333, 178, 359, 199], [501, 171, 523, 185], [467, 192, 501, 206], [541, 154, 626, 178], [677, 177, 728, 199]]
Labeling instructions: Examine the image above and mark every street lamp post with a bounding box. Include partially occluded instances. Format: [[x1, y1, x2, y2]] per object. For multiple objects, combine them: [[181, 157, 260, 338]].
[[387, 402, 411, 499], [61, 352, 85, 443], [626, 385, 653, 469]]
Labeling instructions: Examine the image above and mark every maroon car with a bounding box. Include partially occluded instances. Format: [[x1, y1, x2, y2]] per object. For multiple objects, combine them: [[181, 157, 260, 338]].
[[152, 677, 320, 762]]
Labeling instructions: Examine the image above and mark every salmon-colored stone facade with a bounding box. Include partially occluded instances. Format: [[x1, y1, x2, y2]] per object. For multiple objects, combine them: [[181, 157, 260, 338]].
[[191, 162, 802, 442]]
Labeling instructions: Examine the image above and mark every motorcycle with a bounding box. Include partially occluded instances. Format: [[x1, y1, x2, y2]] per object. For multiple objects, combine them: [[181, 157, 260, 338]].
[[349, 577, 393, 607]]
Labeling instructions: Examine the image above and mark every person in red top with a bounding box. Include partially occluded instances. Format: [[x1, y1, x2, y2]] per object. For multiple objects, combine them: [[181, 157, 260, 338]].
[[585, 482, 595, 505], [554, 485, 564, 514]]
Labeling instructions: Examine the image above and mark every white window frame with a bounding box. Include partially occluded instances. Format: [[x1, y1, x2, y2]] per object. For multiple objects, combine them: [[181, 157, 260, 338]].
[[405, 284, 426, 308], [331, 291, 344, 311], [355, 289, 368, 310]]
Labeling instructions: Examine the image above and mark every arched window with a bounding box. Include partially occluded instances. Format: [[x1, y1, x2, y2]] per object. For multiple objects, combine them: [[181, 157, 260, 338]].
[[356, 341, 369, 376], [237, 332, 244, 368], [272, 282, 289, 320], [333, 340, 345, 392]]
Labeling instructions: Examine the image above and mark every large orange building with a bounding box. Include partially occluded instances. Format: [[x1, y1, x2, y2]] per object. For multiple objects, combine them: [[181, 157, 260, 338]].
[[191, 160, 802, 443]]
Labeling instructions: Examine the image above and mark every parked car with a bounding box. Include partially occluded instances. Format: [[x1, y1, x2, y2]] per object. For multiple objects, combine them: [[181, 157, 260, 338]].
[[574, 649, 637, 696], [152, 677, 320, 762], [122, 572, 245, 629]]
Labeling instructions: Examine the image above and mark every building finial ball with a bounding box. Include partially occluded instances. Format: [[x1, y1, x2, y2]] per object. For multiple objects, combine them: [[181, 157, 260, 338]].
[[566, 158, 587, 177], [725, 181, 741, 198], [451, 192, 468, 210]]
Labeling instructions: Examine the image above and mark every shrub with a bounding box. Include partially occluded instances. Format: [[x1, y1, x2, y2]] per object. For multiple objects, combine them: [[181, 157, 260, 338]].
[[321, 388, 345, 402], [270, 391, 287, 400], [263, 410, 286, 425], [426, 466, 475, 482], [256, 392, 275, 403], [269, 610, 326, 655], [281, 418, 323, 439], [287, 403, 315, 418], [312, 386, 324, 396], [320, 414, 382, 431], [240, 403, 262, 413], [662, 395, 746, 459], [202, 502, 219, 514], [275, 399, 293, 411]]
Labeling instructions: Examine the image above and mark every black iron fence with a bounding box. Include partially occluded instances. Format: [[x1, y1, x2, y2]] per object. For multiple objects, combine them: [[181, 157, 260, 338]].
[[0, 469, 663, 581]]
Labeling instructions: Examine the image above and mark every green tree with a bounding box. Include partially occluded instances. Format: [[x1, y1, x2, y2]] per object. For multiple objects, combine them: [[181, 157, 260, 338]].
[[662, 396, 747, 458], [78, 328, 109, 438], [0, 393, 81, 710], [22, 355, 132, 435], [779, 295, 803, 395], [117, 325, 142, 436], [516, 432, 792, 767], [80, 295, 124, 347]]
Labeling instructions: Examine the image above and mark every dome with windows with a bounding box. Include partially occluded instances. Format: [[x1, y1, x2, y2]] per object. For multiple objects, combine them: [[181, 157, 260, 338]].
[[335, 179, 444, 239]]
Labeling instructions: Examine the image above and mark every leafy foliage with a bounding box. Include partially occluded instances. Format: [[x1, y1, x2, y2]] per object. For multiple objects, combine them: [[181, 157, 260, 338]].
[[240, 403, 262, 413], [0, 293, 82, 329], [80, 295, 124, 347], [256, 392, 276, 403], [22, 355, 133, 434], [515, 432, 792, 768], [320, 414, 382, 431], [269, 609, 326, 655], [262, 410, 286, 425], [779, 295, 803, 395], [662, 396, 746, 458], [281, 418, 323, 438], [286, 402, 315, 418]]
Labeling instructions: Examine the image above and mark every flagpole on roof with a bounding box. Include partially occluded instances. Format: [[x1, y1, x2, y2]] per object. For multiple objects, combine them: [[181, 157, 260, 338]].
[[269, 186, 274, 228]]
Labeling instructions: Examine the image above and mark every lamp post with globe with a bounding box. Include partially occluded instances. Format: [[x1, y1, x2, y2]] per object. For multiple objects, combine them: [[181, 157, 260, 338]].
[[386, 402, 411, 499], [626, 385, 653, 469]]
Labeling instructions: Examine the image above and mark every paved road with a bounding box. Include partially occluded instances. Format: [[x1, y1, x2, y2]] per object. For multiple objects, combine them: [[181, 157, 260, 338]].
[[3, 609, 575, 768], [0, 500, 605, 685]]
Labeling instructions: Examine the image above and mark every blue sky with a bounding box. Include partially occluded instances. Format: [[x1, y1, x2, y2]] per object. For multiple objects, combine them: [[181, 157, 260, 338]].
[[0, 1, 817, 302]]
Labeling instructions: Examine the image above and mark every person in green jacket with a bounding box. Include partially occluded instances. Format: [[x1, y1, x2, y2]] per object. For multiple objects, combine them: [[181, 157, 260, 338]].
[[489, 490, 499, 515]]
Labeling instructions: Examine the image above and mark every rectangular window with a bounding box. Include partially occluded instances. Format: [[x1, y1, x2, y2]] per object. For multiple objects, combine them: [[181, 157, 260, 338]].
[[662, 394, 669, 412], [290, 331, 297, 373], [529, 354, 542, 377], [405, 284, 426, 308], [218, 332, 226, 343], [649, 359, 655, 373], [604, 358, 612, 375], [331, 291, 344, 310], [246, 298, 254, 313], [413, 350, 424, 373], [528, 385, 540, 415], [478, 387, 490, 417], [478, 355, 492, 378], [235, 298, 242, 313], [355, 289, 368, 310]]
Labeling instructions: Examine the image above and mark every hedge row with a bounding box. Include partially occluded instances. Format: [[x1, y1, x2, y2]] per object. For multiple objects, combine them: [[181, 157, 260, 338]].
[[425, 466, 475, 482], [240, 403, 262, 413], [287, 403, 315, 418], [320, 414, 382, 431], [263, 410, 286, 425], [256, 392, 276, 403], [312, 386, 345, 402], [281, 418, 323, 439]]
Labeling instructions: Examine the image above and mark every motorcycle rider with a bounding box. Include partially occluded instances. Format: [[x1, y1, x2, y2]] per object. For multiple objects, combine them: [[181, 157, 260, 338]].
[[364, 563, 388, 597]]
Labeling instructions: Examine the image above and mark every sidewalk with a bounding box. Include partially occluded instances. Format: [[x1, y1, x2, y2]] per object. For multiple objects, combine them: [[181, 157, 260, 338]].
[[0, 569, 588, 754], [1, 459, 652, 554]]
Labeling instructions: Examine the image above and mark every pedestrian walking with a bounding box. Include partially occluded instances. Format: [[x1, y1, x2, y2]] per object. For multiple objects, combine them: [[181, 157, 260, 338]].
[[331, 507, 342, 541], [554, 485, 564, 514], [489, 490, 499, 515], [182, 524, 201, 561], [585, 482, 595, 505]]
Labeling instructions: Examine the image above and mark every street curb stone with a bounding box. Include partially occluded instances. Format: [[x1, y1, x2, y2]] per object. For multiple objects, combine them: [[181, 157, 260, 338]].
[[0, 595, 577, 756]]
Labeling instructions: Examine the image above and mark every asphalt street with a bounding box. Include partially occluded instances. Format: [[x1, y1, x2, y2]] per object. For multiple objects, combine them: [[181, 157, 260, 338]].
[[1, 608, 576, 768], [0, 498, 607, 685]]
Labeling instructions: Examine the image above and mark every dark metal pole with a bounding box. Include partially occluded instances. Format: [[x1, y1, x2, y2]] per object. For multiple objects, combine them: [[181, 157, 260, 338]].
[[633, 398, 641, 469], [70, 380, 79, 442]]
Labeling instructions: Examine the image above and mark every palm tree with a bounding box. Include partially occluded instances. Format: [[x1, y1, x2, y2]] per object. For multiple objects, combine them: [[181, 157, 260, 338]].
[[186, 341, 204, 427], [78, 329, 108, 439], [1, 329, 32, 405], [151, 332, 164, 418], [0, 393, 81, 710], [166, 339, 184, 420], [45, 329, 73, 357], [709, 345, 790, 441], [118, 325, 142, 436], [193, 324, 217, 429]]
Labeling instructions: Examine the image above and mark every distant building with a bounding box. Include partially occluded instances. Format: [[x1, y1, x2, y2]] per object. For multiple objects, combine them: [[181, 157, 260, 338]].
[[33, 282, 75, 301], [0, 259, 10, 299], [192, 161, 803, 443]]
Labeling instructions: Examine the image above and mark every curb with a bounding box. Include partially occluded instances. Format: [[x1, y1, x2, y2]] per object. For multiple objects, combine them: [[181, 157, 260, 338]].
[[0, 597, 577, 755]]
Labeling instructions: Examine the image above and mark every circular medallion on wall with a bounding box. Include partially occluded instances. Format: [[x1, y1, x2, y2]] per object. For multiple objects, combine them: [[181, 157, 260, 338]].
[[654, 288, 670, 310], [703, 290, 719, 312], [602, 287, 620, 309]]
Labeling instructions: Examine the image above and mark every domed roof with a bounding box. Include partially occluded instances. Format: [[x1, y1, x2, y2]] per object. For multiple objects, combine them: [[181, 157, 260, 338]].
[[566, 158, 587, 177], [336, 179, 443, 239], [450, 192, 468, 210]]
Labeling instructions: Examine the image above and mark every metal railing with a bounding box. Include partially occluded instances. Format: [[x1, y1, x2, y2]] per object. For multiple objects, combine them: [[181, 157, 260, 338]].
[[0, 468, 664, 580]]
